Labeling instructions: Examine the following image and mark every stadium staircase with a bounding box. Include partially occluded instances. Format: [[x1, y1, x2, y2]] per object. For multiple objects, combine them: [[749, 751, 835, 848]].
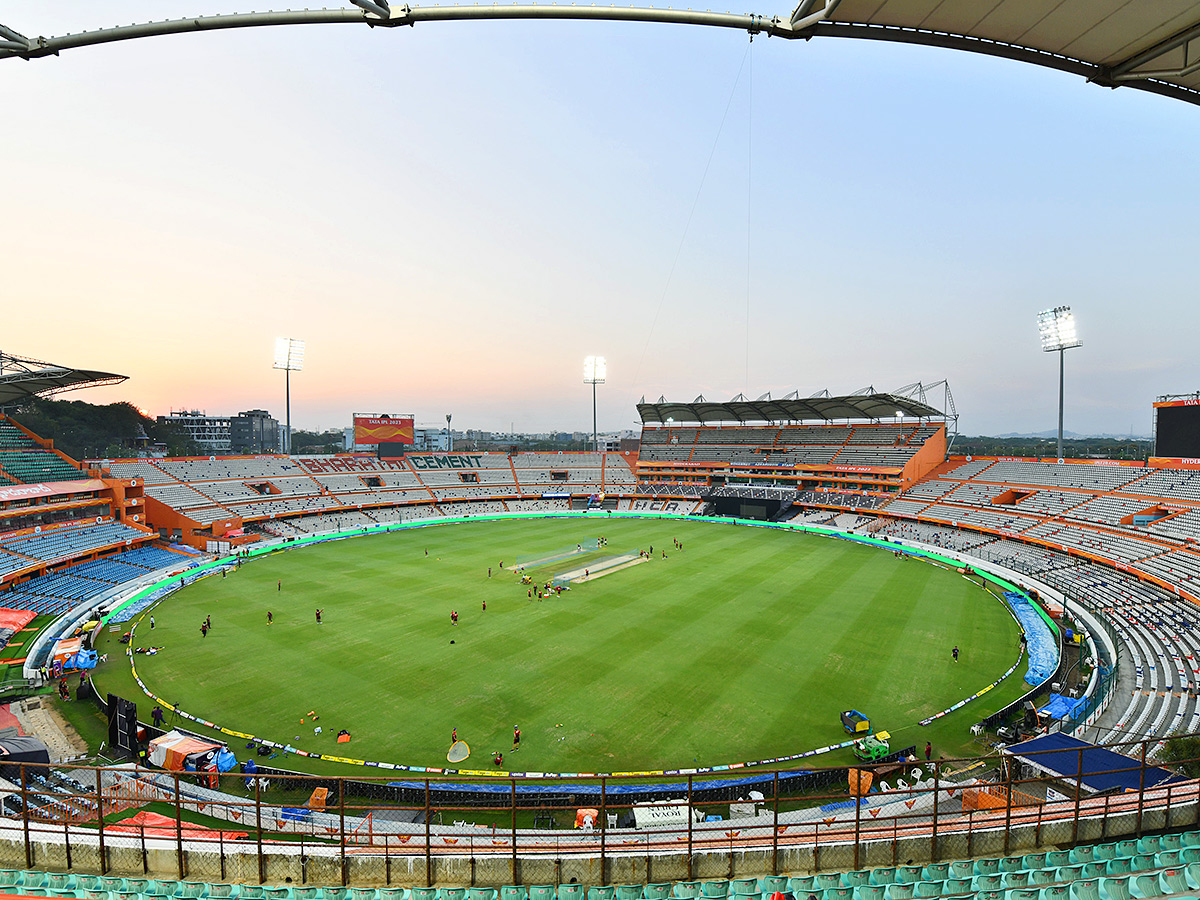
[[6, 828, 1200, 897]]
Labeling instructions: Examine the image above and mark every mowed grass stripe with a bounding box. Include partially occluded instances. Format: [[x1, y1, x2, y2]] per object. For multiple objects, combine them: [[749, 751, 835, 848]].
[[94, 519, 1020, 774]]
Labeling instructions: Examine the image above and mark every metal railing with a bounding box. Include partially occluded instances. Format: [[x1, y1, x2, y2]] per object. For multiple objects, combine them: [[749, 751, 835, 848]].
[[1, 735, 1198, 886]]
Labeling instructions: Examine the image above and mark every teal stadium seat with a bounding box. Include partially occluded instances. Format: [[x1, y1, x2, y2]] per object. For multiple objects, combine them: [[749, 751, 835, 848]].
[[1184, 849, 1200, 865], [976, 891, 1004, 900], [327, 889, 351, 900], [209, 887, 238, 899], [1004, 873, 1032, 889], [469, 891, 496, 900], [943, 878, 971, 896], [923, 865, 950, 881], [47, 889, 76, 899], [759, 879, 788, 896], [1183, 832, 1200, 849], [1106, 860, 1133, 876], [1008, 890, 1040, 900], [83, 891, 111, 900], [948, 863, 974, 880], [1041, 887, 1069, 900], [1029, 869, 1056, 887], [1001, 859, 1026, 874], [1100, 877, 1131, 900], [701, 883, 729, 899], [293, 888, 320, 900], [1057, 866, 1085, 883], [730, 881, 756, 895], [558, 886, 585, 900], [673, 883, 701, 899], [240, 889, 266, 900], [884, 885, 914, 900], [790, 878, 817, 894], [1071, 881, 1101, 900], [1082, 864, 1108, 880], [178, 883, 210, 898], [1072, 847, 1098, 864], [1159, 869, 1189, 894], [842, 875, 871, 890], [815, 875, 843, 891], [912, 882, 940, 899], [611, 890, 640, 900], [0, 872, 23, 889], [588, 889, 615, 900], [442, 888, 468, 900], [1129, 875, 1163, 898], [855, 886, 885, 900], [1095, 845, 1119, 862], [352, 890, 381, 900], [827, 890, 852, 900], [264, 889, 290, 900], [896, 869, 923, 886], [381, 890, 409, 900], [645, 886, 673, 900], [972, 875, 1001, 892], [1162, 834, 1184, 851], [47, 875, 77, 891], [1138, 837, 1162, 855], [974, 861, 1001, 877], [1024, 854, 1048, 871], [412, 889, 439, 900], [1116, 842, 1140, 858], [869, 871, 897, 888], [1157, 851, 1182, 867], [1188, 863, 1200, 890], [1046, 852, 1071, 868], [503, 888, 531, 900], [1130, 855, 1157, 873]]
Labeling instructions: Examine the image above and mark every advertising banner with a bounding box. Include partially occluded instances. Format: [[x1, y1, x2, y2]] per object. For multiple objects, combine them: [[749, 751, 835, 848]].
[[353, 416, 414, 446]]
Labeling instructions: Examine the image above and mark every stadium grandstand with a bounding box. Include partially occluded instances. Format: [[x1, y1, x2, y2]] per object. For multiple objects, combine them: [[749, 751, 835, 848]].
[[10, 386, 1200, 886]]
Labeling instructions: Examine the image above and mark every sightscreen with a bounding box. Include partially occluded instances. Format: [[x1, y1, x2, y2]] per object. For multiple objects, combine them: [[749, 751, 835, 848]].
[[353, 416, 414, 446], [1156, 403, 1200, 459]]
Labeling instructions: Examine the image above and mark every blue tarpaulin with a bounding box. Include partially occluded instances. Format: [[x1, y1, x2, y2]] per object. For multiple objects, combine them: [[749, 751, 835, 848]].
[[387, 770, 809, 797], [1003, 732, 1180, 794], [1003, 591, 1058, 685], [1039, 692, 1086, 721]]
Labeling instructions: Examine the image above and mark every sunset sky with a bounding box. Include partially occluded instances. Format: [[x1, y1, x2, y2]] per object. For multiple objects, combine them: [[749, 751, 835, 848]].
[[4, 2, 1198, 436]]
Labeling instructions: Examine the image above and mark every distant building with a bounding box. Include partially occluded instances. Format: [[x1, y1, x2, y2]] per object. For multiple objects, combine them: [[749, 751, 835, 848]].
[[412, 426, 451, 452], [157, 411, 232, 454], [231, 409, 280, 454], [159, 409, 279, 455]]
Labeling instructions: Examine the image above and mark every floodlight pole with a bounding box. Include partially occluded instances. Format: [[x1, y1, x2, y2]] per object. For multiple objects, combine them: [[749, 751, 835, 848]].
[[285, 368, 292, 456], [592, 380, 598, 453], [1057, 347, 1065, 461]]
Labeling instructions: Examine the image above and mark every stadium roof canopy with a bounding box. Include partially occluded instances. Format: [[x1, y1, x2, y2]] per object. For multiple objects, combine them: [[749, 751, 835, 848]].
[[0, 351, 127, 406], [3, 2, 1200, 108], [638, 390, 944, 425]]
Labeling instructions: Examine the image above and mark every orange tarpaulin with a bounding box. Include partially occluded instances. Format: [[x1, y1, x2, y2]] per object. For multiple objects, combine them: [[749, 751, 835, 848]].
[[107, 811, 248, 841], [848, 768, 873, 796]]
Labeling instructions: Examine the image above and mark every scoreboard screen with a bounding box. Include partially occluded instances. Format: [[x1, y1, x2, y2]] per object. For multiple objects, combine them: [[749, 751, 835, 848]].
[[1156, 402, 1200, 458]]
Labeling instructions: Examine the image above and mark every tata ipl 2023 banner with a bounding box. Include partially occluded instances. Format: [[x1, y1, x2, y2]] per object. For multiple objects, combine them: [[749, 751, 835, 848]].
[[353, 416, 415, 446]]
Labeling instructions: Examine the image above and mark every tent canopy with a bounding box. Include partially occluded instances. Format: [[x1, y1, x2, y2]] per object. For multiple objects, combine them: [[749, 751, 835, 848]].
[[1003, 732, 1179, 794], [148, 730, 223, 771]]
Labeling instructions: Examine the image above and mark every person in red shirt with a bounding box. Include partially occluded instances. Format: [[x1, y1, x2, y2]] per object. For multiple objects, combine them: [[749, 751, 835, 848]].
[[512, 726, 521, 752], [451, 610, 458, 625]]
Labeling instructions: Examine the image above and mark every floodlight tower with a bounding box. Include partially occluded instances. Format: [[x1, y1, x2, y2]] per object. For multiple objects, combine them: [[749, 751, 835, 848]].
[[583, 356, 606, 453], [446, 414, 452, 452], [273, 338, 305, 455], [1037, 307, 1082, 461]]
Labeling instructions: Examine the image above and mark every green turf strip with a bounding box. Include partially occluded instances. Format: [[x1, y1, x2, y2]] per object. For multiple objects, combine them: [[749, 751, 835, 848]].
[[93, 517, 1023, 776]]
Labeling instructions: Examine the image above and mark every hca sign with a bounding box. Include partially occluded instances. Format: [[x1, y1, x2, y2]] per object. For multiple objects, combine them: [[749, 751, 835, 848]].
[[409, 455, 485, 470]]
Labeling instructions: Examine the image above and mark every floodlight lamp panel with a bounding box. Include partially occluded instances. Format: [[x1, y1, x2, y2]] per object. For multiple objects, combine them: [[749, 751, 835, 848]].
[[583, 355, 606, 384], [274, 337, 306, 370]]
